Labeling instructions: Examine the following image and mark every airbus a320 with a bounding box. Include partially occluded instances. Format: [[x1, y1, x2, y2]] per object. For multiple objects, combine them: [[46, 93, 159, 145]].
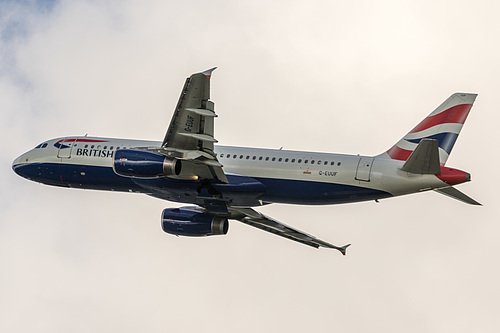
[[12, 68, 480, 254]]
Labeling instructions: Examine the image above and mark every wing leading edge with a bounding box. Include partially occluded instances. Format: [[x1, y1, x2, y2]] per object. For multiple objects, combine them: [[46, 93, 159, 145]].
[[162, 67, 217, 149]]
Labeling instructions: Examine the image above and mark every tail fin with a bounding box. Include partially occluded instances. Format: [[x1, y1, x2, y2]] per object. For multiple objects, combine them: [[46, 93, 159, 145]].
[[380, 93, 477, 165]]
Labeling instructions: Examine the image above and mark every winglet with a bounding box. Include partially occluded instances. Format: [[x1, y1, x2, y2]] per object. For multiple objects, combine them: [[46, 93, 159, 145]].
[[338, 244, 351, 256], [200, 67, 217, 79]]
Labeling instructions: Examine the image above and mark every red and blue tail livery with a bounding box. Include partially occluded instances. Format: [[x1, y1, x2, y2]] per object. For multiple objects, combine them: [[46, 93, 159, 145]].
[[12, 69, 480, 254], [383, 93, 476, 164]]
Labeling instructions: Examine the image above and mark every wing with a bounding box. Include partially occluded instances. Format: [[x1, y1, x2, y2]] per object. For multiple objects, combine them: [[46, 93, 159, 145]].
[[154, 69, 349, 253], [155, 68, 227, 183], [229, 207, 351, 254]]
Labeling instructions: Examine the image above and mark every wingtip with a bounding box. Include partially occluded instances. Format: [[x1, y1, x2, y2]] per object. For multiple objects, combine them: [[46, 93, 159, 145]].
[[201, 67, 217, 78], [339, 244, 351, 256]]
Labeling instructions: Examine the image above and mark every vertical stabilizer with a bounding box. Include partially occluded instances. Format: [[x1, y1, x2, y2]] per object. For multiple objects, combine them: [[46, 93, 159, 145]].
[[380, 93, 477, 165]]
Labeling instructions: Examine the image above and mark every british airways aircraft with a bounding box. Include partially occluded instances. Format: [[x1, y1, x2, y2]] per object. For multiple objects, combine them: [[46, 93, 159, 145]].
[[12, 68, 480, 254]]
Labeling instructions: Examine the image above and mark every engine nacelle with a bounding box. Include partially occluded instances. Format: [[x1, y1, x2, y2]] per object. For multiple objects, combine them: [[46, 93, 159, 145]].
[[161, 208, 229, 237], [113, 149, 181, 178]]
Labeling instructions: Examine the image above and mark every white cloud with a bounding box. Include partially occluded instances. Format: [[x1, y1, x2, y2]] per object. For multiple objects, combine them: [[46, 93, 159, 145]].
[[2, 0, 499, 332]]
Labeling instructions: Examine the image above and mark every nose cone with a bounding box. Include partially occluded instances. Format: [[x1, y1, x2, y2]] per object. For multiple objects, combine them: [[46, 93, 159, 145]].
[[12, 155, 23, 171], [12, 153, 30, 178]]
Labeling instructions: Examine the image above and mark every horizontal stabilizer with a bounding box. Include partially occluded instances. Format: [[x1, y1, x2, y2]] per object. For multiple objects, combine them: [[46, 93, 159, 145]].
[[400, 139, 441, 174], [434, 186, 481, 205]]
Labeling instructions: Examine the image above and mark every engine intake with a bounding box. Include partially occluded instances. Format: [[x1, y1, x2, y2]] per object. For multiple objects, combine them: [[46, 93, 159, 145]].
[[161, 208, 229, 237], [113, 149, 181, 178]]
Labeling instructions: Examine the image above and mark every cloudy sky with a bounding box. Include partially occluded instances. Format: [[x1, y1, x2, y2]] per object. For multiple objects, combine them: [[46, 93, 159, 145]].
[[1, 0, 499, 332]]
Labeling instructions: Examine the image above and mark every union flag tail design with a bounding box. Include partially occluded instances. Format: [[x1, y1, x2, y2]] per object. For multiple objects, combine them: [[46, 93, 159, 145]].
[[381, 93, 477, 165]]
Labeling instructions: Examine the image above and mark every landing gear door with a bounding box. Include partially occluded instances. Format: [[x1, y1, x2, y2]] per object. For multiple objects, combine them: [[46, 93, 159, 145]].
[[355, 157, 374, 182], [57, 138, 76, 158]]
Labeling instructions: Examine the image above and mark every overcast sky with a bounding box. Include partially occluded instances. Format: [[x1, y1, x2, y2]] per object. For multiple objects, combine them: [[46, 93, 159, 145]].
[[1, 0, 499, 332]]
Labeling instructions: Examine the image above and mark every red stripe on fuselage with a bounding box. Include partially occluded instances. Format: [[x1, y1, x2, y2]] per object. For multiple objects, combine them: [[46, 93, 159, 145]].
[[410, 104, 472, 133], [59, 139, 108, 143]]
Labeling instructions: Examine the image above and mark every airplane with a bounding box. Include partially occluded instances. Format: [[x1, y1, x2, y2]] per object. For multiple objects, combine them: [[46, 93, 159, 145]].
[[12, 68, 481, 255]]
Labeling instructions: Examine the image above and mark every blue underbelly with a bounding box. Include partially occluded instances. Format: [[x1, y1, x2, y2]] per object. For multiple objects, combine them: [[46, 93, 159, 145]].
[[255, 177, 392, 204], [13, 163, 392, 205]]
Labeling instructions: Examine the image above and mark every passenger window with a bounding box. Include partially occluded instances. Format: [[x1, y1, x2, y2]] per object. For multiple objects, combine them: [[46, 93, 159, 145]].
[[278, 158, 282, 162], [91, 145, 95, 149], [252, 156, 256, 160], [331, 162, 335, 165], [104, 146, 107, 150], [259, 156, 263, 160], [85, 144, 88, 148], [291, 159, 295, 163], [311, 160, 315, 164], [272, 157, 276, 161], [246, 156, 250, 159], [337, 162, 342, 166], [298, 159, 302, 163], [233, 154, 237, 158], [304, 160, 309, 164], [265, 157, 269, 161], [285, 158, 289, 162], [240, 155, 243, 159], [110, 146, 114, 150], [324, 161, 328, 165]]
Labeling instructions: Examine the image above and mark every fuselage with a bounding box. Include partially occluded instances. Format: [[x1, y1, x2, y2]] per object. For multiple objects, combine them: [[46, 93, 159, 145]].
[[12, 136, 465, 208], [9, 70, 478, 252]]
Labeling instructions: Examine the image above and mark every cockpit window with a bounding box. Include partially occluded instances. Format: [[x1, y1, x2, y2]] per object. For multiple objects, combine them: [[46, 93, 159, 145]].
[[35, 144, 42, 149], [41, 143, 47, 148], [34, 143, 48, 149]]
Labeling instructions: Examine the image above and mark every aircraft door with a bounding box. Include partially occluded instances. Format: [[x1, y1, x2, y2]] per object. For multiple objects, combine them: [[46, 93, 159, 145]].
[[355, 157, 374, 182], [57, 138, 77, 158]]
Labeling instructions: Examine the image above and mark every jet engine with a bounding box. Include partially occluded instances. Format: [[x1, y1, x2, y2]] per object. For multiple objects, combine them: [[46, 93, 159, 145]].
[[113, 149, 181, 178], [161, 208, 229, 237]]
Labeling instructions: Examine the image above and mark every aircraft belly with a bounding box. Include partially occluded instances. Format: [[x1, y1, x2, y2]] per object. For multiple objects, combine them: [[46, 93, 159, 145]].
[[255, 177, 392, 205]]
